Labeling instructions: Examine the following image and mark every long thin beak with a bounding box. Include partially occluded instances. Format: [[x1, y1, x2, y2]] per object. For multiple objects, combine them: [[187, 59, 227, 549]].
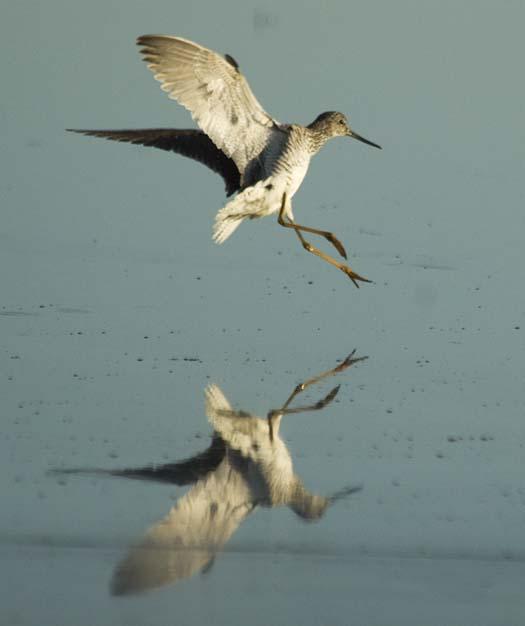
[[329, 485, 363, 504], [348, 129, 382, 150]]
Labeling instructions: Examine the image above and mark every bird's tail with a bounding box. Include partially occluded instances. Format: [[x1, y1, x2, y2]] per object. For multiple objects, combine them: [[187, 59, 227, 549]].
[[212, 177, 280, 244], [212, 209, 246, 244], [205, 384, 232, 417]]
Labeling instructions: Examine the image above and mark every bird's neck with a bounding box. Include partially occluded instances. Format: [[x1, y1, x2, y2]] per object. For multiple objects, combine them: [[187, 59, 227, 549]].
[[305, 126, 331, 155]]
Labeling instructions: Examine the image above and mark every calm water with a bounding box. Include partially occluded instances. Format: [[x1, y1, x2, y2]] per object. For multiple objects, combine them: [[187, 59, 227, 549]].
[[2, 1, 525, 624]]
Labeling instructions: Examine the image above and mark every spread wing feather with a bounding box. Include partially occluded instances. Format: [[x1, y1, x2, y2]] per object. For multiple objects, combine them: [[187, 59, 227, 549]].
[[66, 128, 241, 196], [137, 35, 277, 174]]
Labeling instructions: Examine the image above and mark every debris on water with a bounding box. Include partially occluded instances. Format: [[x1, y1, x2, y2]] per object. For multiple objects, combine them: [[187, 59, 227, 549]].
[[479, 433, 494, 442]]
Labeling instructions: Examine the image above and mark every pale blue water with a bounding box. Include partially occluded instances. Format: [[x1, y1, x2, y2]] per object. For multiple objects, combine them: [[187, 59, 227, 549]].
[[2, 1, 525, 624]]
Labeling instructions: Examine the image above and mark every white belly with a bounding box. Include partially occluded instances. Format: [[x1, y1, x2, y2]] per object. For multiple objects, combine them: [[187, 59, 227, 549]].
[[287, 159, 310, 197]]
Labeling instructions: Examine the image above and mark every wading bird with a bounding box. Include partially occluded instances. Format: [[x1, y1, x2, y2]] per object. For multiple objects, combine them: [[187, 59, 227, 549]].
[[69, 35, 381, 285]]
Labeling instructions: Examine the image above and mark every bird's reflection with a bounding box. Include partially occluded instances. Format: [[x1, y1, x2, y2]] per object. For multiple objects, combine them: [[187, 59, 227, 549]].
[[57, 351, 366, 595]]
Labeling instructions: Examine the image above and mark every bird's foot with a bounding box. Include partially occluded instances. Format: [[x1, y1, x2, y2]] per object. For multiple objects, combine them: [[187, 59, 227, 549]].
[[335, 349, 368, 371], [340, 265, 372, 288]]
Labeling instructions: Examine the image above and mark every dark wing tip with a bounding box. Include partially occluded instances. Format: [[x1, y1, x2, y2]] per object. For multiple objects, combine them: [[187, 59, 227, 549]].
[[136, 35, 164, 55], [224, 53, 240, 71], [66, 129, 98, 136], [65, 129, 110, 138], [136, 34, 157, 45]]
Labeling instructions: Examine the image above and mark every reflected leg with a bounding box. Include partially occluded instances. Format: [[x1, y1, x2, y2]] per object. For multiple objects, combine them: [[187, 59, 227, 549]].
[[267, 350, 368, 439], [280, 349, 368, 411]]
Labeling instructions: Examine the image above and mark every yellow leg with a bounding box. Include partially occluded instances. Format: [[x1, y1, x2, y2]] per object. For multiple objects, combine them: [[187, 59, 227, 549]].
[[294, 229, 371, 287], [277, 194, 371, 287], [277, 194, 348, 259]]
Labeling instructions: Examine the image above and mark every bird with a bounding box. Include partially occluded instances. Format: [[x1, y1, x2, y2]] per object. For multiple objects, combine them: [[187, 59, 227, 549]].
[[51, 351, 366, 594], [68, 35, 381, 286]]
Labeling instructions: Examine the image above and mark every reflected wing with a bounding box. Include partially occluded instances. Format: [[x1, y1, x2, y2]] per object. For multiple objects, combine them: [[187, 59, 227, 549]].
[[50, 435, 226, 486], [111, 459, 254, 595], [137, 35, 277, 173], [67, 128, 241, 196], [104, 434, 226, 486]]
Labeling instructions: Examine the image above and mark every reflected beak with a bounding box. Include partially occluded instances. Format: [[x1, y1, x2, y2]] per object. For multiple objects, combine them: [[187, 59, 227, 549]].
[[348, 129, 382, 149]]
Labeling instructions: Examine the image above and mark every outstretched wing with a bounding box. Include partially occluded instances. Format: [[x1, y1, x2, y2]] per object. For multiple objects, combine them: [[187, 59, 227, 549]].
[[137, 35, 277, 174], [67, 128, 241, 196], [111, 460, 255, 595], [50, 434, 226, 487]]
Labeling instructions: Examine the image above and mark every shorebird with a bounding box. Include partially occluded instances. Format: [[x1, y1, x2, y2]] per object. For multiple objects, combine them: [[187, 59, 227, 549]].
[[69, 35, 381, 286], [52, 351, 366, 594]]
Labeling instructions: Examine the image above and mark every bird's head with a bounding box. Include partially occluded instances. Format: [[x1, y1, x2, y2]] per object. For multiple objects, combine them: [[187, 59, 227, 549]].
[[308, 111, 381, 149], [288, 480, 330, 522], [290, 492, 330, 522]]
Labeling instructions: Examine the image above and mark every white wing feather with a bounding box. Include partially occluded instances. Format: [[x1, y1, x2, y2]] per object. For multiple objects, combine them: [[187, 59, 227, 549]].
[[137, 35, 277, 174], [111, 461, 253, 594]]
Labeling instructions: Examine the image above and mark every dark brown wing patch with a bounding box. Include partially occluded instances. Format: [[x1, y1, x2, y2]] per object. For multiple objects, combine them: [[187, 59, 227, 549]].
[[67, 128, 241, 196], [224, 53, 239, 71]]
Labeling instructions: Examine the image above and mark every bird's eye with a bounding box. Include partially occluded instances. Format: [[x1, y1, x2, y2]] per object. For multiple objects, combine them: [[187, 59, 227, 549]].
[[339, 119, 345, 125]]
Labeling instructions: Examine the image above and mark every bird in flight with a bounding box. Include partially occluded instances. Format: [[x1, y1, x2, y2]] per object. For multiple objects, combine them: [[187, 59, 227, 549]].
[[69, 35, 381, 286]]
